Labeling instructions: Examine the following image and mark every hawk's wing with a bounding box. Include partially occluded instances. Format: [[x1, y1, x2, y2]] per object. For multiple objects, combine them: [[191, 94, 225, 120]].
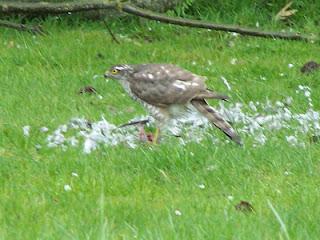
[[129, 64, 207, 107]]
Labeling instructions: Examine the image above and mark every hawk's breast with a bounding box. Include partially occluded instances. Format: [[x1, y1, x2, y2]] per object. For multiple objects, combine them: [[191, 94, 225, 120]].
[[119, 79, 168, 122]]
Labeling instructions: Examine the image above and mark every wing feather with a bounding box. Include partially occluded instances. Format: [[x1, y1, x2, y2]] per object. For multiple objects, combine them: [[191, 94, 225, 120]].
[[129, 64, 206, 106]]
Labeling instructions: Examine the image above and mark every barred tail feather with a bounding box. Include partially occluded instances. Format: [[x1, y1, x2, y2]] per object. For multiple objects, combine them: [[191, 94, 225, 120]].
[[191, 99, 242, 145]]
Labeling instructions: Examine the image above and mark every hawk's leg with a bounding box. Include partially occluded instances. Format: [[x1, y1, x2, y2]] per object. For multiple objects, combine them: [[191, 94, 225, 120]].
[[138, 125, 156, 143], [152, 127, 160, 144]]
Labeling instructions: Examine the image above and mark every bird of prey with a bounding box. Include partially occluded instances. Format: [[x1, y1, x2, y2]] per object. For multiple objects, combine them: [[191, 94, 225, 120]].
[[104, 64, 242, 145]]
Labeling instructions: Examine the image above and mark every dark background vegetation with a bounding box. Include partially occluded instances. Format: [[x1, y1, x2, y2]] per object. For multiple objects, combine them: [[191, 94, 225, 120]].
[[3, 0, 320, 28]]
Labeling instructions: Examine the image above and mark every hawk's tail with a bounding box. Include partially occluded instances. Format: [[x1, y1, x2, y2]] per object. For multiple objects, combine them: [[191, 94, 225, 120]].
[[191, 99, 242, 145]]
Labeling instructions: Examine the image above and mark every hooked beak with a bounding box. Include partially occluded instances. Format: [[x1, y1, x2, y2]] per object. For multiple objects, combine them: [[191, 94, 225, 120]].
[[104, 72, 110, 78]]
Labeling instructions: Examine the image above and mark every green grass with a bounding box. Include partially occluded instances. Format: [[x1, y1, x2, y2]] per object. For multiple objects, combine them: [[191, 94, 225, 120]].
[[1, 17, 320, 239]]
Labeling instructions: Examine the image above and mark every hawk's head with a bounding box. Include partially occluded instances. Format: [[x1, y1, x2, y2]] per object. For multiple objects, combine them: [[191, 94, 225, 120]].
[[104, 64, 134, 81]]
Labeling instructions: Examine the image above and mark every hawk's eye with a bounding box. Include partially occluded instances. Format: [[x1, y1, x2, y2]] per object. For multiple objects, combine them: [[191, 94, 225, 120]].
[[111, 69, 118, 74]]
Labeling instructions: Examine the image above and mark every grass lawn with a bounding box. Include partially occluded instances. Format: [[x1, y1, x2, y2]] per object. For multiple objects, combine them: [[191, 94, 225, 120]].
[[0, 17, 320, 239]]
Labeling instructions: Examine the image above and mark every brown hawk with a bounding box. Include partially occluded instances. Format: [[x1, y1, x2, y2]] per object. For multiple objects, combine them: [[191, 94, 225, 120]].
[[104, 64, 242, 145]]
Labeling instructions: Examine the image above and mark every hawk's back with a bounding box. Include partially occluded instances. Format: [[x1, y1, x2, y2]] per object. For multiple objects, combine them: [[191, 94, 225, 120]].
[[128, 64, 207, 107]]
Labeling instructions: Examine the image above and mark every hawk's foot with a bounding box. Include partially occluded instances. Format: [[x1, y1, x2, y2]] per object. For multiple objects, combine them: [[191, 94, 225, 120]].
[[138, 127, 160, 144]]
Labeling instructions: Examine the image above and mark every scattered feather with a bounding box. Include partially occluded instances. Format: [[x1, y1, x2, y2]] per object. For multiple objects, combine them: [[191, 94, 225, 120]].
[[33, 85, 320, 153], [40, 126, 49, 133], [174, 210, 182, 216], [221, 76, 232, 91], [23, 126, 30, 137], [227, 195, 234, 201], [230, 58, 237, 65], [64, 184, 72, 192]]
